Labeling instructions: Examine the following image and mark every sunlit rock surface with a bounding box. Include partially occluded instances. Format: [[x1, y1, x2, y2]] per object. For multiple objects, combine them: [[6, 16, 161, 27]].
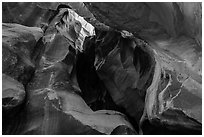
[[41, 7, 95, 65]]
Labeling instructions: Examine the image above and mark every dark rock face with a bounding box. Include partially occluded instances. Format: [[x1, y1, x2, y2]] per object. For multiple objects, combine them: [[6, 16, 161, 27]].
[[75, 30, 156, 132], [94, 33, 155, 125], [76, 36, 106, 105], [111, 125, 138, 135]]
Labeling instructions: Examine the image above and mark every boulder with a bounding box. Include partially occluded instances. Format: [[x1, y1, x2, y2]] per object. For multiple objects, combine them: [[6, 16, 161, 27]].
[[2, 23, 43, 85]]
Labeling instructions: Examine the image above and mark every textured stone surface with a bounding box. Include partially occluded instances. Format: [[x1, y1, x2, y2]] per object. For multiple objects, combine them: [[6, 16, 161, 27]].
[[85, 2, 201, 46], [2, 74, 25, 110], [2, 74, 26, 135], [2, 2, 202, 135], [92, 32, 155, 125], [2, 2, 56, 27], [84, 3, 202, 134], [141, 41, 202, 134], [2, 23, 43, 84], [8, 62, 135, 135], [42, 6, 95, 65]]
